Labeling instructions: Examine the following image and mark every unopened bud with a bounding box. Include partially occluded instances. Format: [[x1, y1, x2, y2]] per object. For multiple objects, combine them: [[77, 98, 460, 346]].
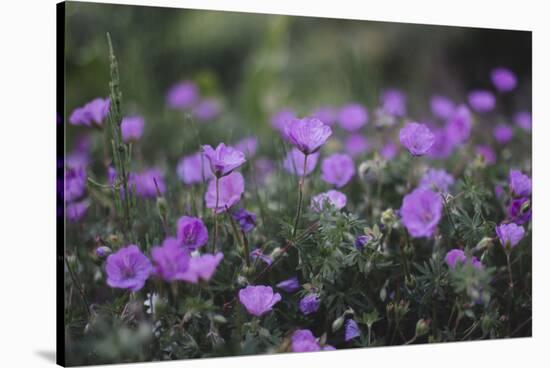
[[95, 246, 112, 259], [332, 316, 345, 332], [270, 247, 284, 259], [476, 237, 493, 251], [212, 314, 227, 324], [415, 319, 430, 337], [381, 208, 397, 227]]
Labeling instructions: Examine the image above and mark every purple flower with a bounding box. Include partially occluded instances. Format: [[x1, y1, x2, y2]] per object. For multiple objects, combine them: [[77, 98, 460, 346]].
[[192, 98, 222, 121], [250, 248, 272, 265], [509, 170, 531, 197], [166, 80, 199, 109], [105, 245, 152, 291], [65, 166, 87, 202], [514, 111, 532, 131], [232, 208, 257, 232], [271, 108, 296, 132], [419, 168, 454, 194], [338, 103, 368, 132], [234, 137, 258, 157], [178, 252, 224, 283], [321, 153, 355, 188], [475, 145, 496, 165], [291, 329, 321, 352], [283, 148, 319, 177], [311, 190, 347, 212], [132, 169, 165, 199], [381, 89, 407, 117], [445, 105, 472, 146], [238, 285, 281, 317], [254, 158, 275, 184], [355, 234, 372, 249], [202, 143, 246, 178], [69, 97, 110, 127], [299, 294, 320, 315], [67, 200, 89, 222], [285, 117, 332, 155], [400, 188, 443, 238], [496, 223, 525, 249], [493, 124, 514, 144], [468, 90, 495, 113], [445, 249, 482, 270], [491, 67, 517, 93], [121, 115, 145, 143], [380, 142, 398, 160], [399, 122, 435, 156], [344, 134, 369, 157], [323, 345, 336, 351], [428, 128, 454, 159], [507, 197, 531, 225], [276, 276, 300, 293], [345, 319, 360, 341], [177, 216, 209, 250], [205, 172, 245, 213], [312, 106, 337, 126], [430, 95, 455, 120], [177, 152, 214, 185], [151, 237, 191, 282]]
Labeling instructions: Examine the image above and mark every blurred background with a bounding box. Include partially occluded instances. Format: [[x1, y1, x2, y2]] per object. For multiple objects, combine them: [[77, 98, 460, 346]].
[[65, 1, 531, 161]]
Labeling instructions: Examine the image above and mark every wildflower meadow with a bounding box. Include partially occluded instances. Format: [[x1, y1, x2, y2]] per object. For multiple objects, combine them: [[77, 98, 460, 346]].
[[61, 2, 532, 366]]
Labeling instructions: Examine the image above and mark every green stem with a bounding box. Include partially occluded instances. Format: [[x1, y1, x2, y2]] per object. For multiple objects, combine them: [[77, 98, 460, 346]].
[[291, 154, 308, 241], [212, 177, 220, 252], [227, 210, 250, 267]]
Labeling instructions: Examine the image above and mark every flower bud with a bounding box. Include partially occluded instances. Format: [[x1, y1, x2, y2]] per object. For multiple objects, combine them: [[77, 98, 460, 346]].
[[332, 315, 345, 332], [415, 319, 430, 337], [270, 247, 284, 259], [95, 246, 112, 259], [381, 208, 398, 227], [405, 275, 416, 290], [237, 275, 248, 286], [475, 237, 493, 251], [212, 314, 227, 324]]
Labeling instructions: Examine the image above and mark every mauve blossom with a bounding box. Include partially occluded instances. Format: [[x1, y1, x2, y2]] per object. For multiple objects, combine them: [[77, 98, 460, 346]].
[[475, 145, 496, 165], [299, 294, 320, 315], [276, 276, 300, 293], [323, 345, 336, 351], [430, 95, 455, 120], [105, 245, 152, 292], [493, 124, 514, 144], [232, 208, 257, 232], [250, 248, 272, 266], [338, 103, 368, 132], [202, 143, 246, 178], [205, 172, 245, 213], [283, 148, 319, 177], [419, 168, 454, 194], [507, 197, 531, 225], [344, 134, 369, 157], [69, 97, 110, 127], [345, 319, 360, 341], [192, 98, 222, 121], [66, 150, 90, 170], [65, 166, 87, 202], [166, 80, 198, 109], [151, 237, 191, 282], [121, 115, 145, 143], [445, 105, 472, 146], [381, 89, 407, 117], [271, 108, 296, 132], [445, 249, 482, 270], [509, 170, 531, 197], [67, 200, 89, 222], [468, 90, 495, 113], [177, 216, 208, 250], [321, 153, 355, 188], [514, 111, 532, 131], [132, 169, 165, 199], [399, 122, 435, 156], [234, 137, 258, 157], [238, 285, 281, 317], [380, 142, 398, 160], [312, 106, 337, 126], [496, 223, 525, 249], [291, 329, 321, 352], [178, 252, 224, 284], [177, 152, 214, 185], [355, 234, 372, 249], [285, 117, 332, 154], [491, 67, 517, 93], [254, 158, 275, 184], [311, 190, 347, 212], [400, 188, 443, 238], [428, 128, 454, 159]]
